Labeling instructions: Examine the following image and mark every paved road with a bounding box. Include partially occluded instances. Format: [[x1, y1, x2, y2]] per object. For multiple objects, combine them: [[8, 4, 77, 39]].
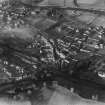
[[0, 85, 105, 105], [0, 86, 103, 105], [48, 86, 105, 105]]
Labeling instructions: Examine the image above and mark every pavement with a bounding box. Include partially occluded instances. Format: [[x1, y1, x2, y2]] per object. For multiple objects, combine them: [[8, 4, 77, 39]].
[[0, 97, 31, 105]]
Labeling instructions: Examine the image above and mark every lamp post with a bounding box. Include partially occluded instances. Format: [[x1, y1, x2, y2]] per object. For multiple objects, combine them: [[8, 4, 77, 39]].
[[64, 0, 66, 6]]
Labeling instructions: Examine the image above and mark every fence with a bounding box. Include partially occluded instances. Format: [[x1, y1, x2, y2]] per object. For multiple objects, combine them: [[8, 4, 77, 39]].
[[47, 0, 74, 6]]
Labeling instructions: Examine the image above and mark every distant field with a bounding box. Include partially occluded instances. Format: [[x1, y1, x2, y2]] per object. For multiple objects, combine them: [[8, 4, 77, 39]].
[[46, 0, 105, 27], [47, 0, 105, 9]]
